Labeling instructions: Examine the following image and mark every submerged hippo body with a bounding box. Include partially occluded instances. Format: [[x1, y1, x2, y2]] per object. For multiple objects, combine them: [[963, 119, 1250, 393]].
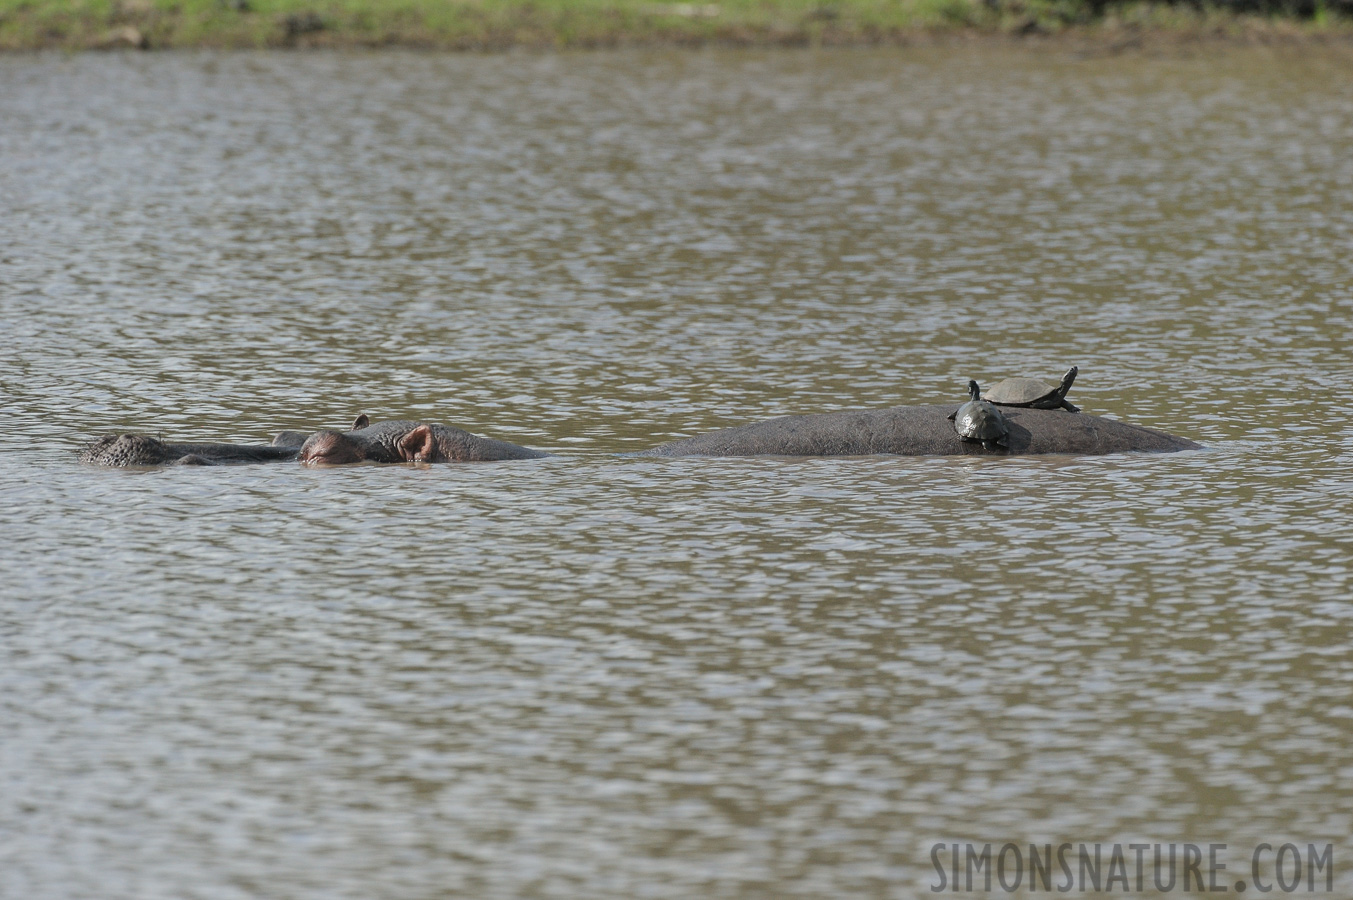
[[299, 419, 549, 465], [637, 405, 1200, 458], [79, 434, 299, 467]]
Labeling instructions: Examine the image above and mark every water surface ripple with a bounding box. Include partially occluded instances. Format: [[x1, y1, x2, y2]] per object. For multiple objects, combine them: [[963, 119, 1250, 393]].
[[2, 46, 1351, 899]]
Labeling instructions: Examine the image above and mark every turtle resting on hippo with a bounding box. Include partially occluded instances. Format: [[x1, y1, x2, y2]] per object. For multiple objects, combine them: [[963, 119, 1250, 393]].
[[949, 380, 1010, 451], [983, 366, 1080, 412]]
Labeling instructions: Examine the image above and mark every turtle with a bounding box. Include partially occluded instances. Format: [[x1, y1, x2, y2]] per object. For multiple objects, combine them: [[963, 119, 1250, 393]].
[[983, 365, 1079, 412], [948, 380, 1009, 450]]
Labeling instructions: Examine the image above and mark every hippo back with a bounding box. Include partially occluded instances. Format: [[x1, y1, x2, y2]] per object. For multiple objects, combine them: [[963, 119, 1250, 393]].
[[637, 405, 1200, 458]]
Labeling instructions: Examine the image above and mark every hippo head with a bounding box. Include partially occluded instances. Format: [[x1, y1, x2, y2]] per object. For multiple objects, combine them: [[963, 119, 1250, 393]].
[[78, 433, 172, 467], [300, 422, 442, 465], [299, 430, 367, 465]]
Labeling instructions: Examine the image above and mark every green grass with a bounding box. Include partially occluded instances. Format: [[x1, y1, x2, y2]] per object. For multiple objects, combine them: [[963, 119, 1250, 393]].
[[0, 0, 1349, 50]]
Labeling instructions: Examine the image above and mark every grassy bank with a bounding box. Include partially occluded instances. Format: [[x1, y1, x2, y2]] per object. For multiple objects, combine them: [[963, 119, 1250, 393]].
[[1, 0, 1350, 51]]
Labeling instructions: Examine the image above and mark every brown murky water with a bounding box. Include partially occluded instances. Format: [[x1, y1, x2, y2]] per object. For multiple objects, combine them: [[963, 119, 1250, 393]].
[[2, 45, 1351, 899]]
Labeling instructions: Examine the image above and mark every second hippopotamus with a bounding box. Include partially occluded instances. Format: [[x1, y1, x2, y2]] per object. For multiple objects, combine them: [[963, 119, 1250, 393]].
[[298, 417, 549, 465]]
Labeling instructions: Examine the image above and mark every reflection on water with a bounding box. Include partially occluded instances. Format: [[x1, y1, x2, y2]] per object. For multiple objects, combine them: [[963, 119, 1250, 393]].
[[1, 46, 1351, 899]]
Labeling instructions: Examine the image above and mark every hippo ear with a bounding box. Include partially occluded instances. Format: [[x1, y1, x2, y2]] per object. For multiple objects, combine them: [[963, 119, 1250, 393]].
[[352, 413, 370, 430], [397, 424, 437, 463]]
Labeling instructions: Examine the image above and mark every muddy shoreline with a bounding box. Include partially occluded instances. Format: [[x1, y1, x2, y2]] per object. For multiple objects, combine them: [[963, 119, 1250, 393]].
[[3, 4, 1351, 54]]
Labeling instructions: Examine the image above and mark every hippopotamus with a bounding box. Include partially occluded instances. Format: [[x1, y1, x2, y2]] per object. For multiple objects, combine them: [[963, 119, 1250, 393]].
[[298, 418, 549, 464], [78, 433, 300, 467], [636, 405, 1200, 457]]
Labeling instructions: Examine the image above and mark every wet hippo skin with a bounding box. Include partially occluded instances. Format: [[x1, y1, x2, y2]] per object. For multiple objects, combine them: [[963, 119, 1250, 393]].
[[636, 405, 1201, 458]]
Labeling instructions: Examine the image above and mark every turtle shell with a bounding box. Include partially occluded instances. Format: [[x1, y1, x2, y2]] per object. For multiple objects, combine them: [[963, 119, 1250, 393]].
[[951, 381, 1010, 449], [983, 366, 1078, 411], [953, 399, 1008, 446]]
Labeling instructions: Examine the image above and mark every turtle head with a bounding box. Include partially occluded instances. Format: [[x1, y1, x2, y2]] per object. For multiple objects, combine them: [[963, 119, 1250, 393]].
[[1060, 366, 1078, 392], [967, 380, 981, 401]]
